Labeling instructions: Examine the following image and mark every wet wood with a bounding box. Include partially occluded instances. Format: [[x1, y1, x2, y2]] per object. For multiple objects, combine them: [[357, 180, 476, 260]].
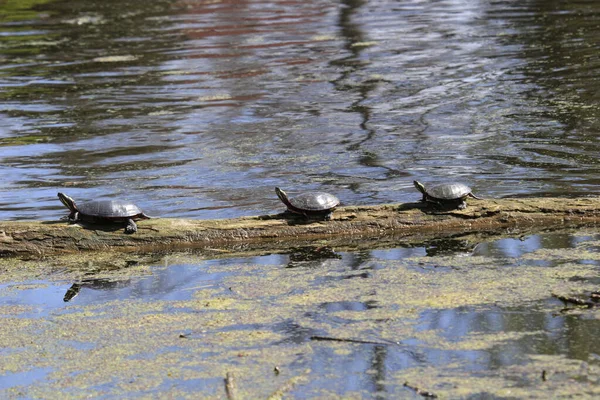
[[1, 197, 599, 257], [552, 292, 600, 308], [224, 372, 238, 400]]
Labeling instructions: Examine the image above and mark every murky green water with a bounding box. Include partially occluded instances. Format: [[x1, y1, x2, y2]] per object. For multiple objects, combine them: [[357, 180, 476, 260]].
[[1, 232, 600, 397], [2, 0, 600, 397]]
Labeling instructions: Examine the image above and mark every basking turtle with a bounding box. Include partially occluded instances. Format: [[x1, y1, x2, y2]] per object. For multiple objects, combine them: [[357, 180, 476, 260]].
[[413, 181, 482, 210], [275, 187, 340, 220], [58, 192, 150, 233]]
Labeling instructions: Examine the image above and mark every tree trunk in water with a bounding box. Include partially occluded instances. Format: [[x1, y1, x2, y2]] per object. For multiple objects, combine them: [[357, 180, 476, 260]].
[[1, 197, 598, 257]]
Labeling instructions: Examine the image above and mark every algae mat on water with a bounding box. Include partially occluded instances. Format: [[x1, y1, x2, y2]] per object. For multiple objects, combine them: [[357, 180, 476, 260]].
[[0, 232, 599, 398]]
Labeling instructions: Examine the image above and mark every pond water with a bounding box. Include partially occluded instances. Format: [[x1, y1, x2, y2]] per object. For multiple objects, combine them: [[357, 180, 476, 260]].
[[2, 0, 600, 220], [2, 0, 600, 397], [1, 231, 600, 397]]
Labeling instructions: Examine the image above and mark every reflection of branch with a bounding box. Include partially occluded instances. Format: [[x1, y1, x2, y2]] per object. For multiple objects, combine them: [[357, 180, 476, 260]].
[[224, 372, 238, 400], [267, 369, 311, 400], [403, 382, 438, 398]]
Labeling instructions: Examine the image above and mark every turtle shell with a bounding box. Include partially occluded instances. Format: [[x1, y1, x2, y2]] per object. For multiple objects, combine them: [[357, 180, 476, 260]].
[[289, 192, 340, 212], [77, 200, 145, 219], [426, 183, 472, 201]]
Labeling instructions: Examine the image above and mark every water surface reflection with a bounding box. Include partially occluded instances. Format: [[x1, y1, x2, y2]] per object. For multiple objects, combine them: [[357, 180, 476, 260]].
[[1, 231, 599, 397], [3, 0, 600, 222]]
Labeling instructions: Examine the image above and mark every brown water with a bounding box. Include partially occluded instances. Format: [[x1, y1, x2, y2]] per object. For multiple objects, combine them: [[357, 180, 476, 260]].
[[2, 0, 600, 397]]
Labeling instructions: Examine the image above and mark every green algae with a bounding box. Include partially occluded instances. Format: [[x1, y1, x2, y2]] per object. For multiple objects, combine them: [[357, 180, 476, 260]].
[[397, 357, 600, 399], [0, 232, 599, 398], [0, 251, 156, 285], [0, 135, 52, 147], [0, 0, 56, 23]]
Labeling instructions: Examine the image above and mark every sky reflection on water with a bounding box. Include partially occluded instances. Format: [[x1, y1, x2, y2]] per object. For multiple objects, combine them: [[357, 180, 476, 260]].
[[1, 231, 599, 397], [3, 0, 600, 221]]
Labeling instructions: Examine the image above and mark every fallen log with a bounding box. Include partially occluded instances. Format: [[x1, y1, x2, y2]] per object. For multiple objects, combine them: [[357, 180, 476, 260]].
[[1, 197, 599, 257]]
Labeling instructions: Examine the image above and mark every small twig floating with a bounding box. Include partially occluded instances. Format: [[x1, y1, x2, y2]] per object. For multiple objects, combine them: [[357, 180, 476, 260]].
[[403, 381, 438, 398], [310, 335, 397, 346]]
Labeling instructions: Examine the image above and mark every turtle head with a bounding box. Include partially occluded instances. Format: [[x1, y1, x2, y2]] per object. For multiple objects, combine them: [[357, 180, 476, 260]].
[[413, 181, 427, 195], [57, 192, 77, 212], [275, 187, 291, 207]]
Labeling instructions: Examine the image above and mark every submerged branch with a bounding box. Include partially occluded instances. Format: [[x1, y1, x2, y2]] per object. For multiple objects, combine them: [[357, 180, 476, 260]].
[[552, 293, 600, 308], [403, 382, 438, 398], [224, 372, 238, 400], [1, 197, 599, 257]]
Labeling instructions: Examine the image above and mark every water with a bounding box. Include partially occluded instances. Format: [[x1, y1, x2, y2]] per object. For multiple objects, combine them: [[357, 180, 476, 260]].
[[2, 0, 600, 220], [2, 0, 600, 397], [1, 232, 599, 397]]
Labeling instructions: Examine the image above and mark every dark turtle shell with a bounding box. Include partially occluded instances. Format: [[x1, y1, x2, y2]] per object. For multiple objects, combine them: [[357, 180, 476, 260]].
[[413, 180, 482, 210], [77, 200, 146, 219], [275, 187, 340, 220], [425, 183, 473, 201], [288, 192, 340, 212], [58, 192, 150, 234]]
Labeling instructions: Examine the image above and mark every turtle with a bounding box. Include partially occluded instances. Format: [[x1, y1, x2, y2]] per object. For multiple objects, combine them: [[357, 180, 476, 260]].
[[413, 181, 482, 210], [275, 187, 340, 220], [57, 192, 150, 233]]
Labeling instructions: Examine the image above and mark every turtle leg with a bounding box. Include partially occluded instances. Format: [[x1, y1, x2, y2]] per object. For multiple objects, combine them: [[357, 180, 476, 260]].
[[323, 211, 333, 221], [124, 218, 138, 234], [425, 199, 441, 208], [457, 200, 467, 210]]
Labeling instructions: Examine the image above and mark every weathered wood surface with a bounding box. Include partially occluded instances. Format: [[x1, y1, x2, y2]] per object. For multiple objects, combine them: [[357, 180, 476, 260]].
[[1, 197, 599, 257]]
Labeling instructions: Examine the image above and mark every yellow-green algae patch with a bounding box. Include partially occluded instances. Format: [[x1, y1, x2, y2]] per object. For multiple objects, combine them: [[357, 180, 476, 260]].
[[395, 356, 600, 399], [521, 248, 600, 261], [0, 304, 33, 316], [413, 329, 545, 351], [0, 251, 156, 285], [1, 233, 600, 398]]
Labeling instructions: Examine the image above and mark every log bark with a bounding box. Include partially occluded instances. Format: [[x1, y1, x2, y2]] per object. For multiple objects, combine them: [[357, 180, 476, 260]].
[[1, 197, 599, 257]]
